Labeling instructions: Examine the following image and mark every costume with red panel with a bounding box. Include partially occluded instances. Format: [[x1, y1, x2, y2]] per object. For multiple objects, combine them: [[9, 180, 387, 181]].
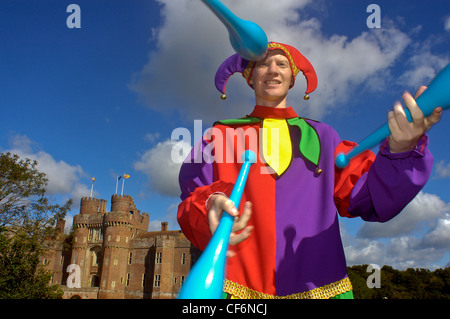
[[177, 42, 433, 298]]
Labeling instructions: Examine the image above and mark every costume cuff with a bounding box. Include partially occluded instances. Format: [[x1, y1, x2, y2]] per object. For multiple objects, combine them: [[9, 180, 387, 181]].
[[379, 135, 428, 159], [205, 192, 229, 211], [191, 181, 234, 218]]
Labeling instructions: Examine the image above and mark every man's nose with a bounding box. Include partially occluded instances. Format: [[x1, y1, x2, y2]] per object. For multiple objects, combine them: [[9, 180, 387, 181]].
[[267, 62, 279, 74]]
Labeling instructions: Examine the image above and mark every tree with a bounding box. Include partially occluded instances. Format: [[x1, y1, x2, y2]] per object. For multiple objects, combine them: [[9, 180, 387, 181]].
[[347, 265, 450, 299], [0, 152, 72, 298]]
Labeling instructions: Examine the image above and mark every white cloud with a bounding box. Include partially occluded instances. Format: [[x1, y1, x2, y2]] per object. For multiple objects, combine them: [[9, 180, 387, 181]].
[[398, 48, 449, 90], [5, 134, 90, 203], [421, 214, 450, 248], [131, 0, 412, 122], [144, 132, 161, 144], [344, 238, 384, 266], [445, 16, 450, 32], [134, 139, 190, 197], [434, 160, 450, 179], [148, 203, 180, 231], [357, 192, 449, 239], [343, 192, 450, 269]]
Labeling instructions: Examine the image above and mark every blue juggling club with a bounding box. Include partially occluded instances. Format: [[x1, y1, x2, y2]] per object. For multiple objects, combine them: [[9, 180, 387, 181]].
[[201, 0, 268, 61], [336, 63, 450, 168], [178, 150, 257, 299]]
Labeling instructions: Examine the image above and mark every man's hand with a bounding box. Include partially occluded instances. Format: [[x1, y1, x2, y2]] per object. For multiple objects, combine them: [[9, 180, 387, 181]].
[[388, 86, 443, 153], [207, 194, 253, 257]]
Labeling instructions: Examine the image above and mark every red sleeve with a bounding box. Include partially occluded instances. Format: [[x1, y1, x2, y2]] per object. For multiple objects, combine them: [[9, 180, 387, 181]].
[[334, 140, 376, 218], [177, 180, 234, 251]]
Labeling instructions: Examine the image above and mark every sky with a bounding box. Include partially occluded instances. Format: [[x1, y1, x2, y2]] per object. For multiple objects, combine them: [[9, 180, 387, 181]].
[[1, 0, 449, 270]]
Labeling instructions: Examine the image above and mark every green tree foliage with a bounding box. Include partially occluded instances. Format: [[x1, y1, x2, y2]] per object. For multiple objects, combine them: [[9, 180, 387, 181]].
[[0, 152, 72, 299], [347, 264, 450, 299]]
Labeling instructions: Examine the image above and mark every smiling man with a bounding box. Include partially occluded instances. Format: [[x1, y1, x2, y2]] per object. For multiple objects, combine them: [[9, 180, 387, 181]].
[[177, 42, 441, 299], [249, 49, 293, 108]]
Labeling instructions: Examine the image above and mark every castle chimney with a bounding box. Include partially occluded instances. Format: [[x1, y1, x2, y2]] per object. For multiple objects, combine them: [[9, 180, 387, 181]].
[[56, 219, 66, 233], [161, 222, 168, 231]]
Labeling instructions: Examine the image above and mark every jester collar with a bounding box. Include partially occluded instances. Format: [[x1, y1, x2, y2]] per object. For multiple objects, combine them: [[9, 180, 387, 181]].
[[215, 105, 322, 176]]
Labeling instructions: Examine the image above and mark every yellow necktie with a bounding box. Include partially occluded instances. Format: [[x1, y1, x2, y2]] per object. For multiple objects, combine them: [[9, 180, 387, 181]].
[[262, 119, 292, 176]]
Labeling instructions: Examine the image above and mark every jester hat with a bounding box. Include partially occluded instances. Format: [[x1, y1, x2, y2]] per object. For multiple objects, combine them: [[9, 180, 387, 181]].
[[215, 42, 318, 100]]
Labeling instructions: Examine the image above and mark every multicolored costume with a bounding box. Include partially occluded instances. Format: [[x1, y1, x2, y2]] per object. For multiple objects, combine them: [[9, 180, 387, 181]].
[[177, 42, 433, 298]]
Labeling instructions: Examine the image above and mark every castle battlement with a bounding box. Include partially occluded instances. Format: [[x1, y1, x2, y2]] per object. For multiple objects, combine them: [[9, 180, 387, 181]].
[[80, 197, 100, 215], [77, 194, 149, 231]]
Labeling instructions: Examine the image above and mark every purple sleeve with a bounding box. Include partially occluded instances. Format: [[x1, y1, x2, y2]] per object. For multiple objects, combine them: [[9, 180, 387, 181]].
[[347, 135, 433, 222], [179, 138, 215, 201]]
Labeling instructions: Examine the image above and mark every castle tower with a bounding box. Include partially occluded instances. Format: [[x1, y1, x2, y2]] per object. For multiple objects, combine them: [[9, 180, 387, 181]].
[[80, 197, 99, 215], [97, 194, 136, 298], [72, 197, 105, 288]]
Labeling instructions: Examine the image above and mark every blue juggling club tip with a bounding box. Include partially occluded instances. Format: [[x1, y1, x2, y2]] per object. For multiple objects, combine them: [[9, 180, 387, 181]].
[[335, 153, 349, 168], [242, 150, 257, 163]]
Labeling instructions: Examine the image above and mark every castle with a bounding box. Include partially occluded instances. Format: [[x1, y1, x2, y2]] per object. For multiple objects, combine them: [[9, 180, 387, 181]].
[[44, 194, 200, 299]]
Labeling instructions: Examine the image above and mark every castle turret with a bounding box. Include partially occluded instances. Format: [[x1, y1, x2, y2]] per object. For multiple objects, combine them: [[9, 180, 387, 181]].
[[111, 194, 136, 213], [80, 197, 100, 215], [98, 194, 135, 298], [71, 196, 105, 288]]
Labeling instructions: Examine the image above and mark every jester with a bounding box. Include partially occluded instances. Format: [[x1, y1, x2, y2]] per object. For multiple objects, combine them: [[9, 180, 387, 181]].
[[177, 42, 442, 299]]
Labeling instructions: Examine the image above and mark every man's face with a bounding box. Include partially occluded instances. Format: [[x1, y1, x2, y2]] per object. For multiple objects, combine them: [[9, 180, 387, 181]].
[[249, 50, 293, 107]]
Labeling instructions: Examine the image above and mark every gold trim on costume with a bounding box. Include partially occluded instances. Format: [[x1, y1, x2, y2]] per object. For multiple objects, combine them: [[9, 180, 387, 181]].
[[267, 42, 300, 77], [243, 62, 254, 81], [224, 276, 353, 299]]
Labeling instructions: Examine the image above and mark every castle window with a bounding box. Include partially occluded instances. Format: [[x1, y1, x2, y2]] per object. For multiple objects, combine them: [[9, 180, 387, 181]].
[[91, 275, 100, 288], [142, 274, 147, 287], [128, 252, 132, 264], [181, 253, 186, 264], [181, 276, 185, 285], [126, 273, 130, 287], [154, 275, 161, 287], [155, 252, 162, 264], [92, 228, 102, 242]]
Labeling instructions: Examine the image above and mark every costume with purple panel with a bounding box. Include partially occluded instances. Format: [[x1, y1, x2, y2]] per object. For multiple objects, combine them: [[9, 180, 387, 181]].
[[177, 42, 433, 298]]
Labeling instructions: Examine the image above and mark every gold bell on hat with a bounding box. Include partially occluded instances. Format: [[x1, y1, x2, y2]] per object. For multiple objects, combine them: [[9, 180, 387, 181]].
[[315, 167, 322, 175], [221, 94, 227, 100], [304, 94, 310, 100]]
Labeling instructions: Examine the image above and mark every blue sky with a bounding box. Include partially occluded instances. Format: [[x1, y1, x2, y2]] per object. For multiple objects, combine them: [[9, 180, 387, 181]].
[[1, 0, 449, 269]]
